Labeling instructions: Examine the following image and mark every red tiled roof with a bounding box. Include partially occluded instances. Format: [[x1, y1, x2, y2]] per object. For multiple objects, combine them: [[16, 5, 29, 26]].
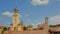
[[0, 26, 4, 29], [38, 24, 48, 27], [55, 24, 60, 26]]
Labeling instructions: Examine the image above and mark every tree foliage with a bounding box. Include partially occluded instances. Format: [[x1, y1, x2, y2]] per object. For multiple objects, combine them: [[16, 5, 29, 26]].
[[3, 27, 7, 31], [23, 26, 28, 30], [2, 27, 7, 34]]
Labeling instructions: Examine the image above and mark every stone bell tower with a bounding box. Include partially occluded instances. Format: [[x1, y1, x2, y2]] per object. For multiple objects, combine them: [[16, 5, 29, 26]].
[[44, 17, 49, 32], [45, 17, 49, 28], [45, 17, 48, 24], [11, 8, 20, 31]]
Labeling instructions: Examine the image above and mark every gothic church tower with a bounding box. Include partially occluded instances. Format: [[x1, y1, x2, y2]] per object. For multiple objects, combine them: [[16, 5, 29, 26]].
[[11, 8, 24, 31]]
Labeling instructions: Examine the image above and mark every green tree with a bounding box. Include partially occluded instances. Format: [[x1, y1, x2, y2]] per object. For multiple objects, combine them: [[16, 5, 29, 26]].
[[2, 27, 7, 34], [23, 26, 28, 30], [3, 27, 7, 31]]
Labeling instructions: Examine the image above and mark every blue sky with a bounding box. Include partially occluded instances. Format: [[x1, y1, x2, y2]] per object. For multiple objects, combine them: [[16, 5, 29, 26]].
[[0, 0, 60, 27]]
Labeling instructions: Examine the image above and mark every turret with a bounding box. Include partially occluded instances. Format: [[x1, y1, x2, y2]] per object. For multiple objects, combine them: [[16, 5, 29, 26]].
[[45, 17, 48, 24]]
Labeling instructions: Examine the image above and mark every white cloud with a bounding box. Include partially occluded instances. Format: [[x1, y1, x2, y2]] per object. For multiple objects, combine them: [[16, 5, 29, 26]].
[[31, 0, 49, 5], [2, 12, 13, 17], [2, 12, 21, 17], [49, 15, 60, 25]]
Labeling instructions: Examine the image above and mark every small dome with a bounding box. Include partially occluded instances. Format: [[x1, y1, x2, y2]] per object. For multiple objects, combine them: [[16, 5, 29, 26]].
[[14, 8, 18, 13], [14, 8, 18, 11], [18, 23, 24, 26]]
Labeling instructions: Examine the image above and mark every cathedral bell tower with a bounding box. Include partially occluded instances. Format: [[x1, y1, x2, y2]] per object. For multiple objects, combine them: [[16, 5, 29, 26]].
[[11, 8, 24, 31], [11, 8, 20, 31]]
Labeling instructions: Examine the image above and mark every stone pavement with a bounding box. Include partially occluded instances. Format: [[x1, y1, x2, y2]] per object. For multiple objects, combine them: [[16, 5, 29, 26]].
[[4, 30, 49, 34]]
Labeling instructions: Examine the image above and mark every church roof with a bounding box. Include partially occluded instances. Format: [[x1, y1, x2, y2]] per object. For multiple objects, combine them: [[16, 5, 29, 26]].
[[0, 26, 5, 29], [18, 22, 24, 26], [38, 23, 48, 27], [55, 24, 60, 26]]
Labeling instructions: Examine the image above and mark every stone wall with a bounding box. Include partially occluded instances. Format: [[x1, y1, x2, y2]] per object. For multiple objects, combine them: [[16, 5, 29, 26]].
[[4, 30, 48, 34]]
